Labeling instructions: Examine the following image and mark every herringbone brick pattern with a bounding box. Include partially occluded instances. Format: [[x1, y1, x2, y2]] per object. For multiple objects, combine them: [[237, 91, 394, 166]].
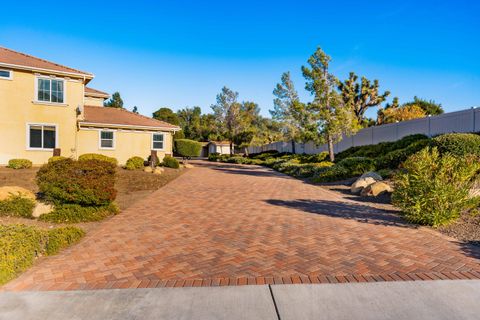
[[3, 161, 479, 291]]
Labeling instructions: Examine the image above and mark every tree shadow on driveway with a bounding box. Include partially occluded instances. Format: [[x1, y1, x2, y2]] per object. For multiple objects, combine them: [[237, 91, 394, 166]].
[[265, 198, 414, 228]]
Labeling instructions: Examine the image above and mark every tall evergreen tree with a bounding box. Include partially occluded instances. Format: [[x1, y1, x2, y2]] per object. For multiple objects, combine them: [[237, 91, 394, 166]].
[[270, 72, 310, 153], [403, 96, 443, 115], [132, 106, 139, 114], [104, 91, 124, 108], [338, 72, 390, 126], [152, 107, 180, 125], [211, 86, 241, 155], [302, 47, 359, 161]]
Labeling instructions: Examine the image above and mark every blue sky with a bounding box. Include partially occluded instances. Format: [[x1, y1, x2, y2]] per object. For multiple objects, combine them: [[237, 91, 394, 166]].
[[1, 1, 479, 118]]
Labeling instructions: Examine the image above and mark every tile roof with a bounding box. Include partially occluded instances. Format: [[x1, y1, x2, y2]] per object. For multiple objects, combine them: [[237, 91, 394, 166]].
[[0, 46, 93, 77], [84, 87, 110, 97], [81, 106, 180, 130]]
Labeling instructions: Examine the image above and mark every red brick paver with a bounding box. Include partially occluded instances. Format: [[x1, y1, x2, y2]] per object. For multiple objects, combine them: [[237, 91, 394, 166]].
[[3, 161, 480, 291]]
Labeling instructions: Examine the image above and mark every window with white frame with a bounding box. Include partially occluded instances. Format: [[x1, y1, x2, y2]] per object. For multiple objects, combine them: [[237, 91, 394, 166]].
[[0, 69, 12, 79], [99, 130, 115, 149], [28, 124, 56, 149], [37, 77, 64, 103], [152, 133, 164, 150]]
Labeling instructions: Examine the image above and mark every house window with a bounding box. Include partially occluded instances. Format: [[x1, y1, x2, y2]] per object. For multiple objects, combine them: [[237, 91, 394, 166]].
[[37, 77, 64, 103], [152, 133, 164, 150], [99, 131, 115, 149], [28, 124, 56, 149], [0, 70, 12, 79]]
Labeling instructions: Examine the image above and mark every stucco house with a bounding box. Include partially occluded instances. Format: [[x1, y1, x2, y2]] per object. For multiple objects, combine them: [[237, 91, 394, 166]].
[[207, 141, 232, 155], [0, 47, 180, 165]]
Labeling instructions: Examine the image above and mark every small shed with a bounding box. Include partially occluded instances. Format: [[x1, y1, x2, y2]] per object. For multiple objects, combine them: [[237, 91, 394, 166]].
[[207, 141, 232, 155]]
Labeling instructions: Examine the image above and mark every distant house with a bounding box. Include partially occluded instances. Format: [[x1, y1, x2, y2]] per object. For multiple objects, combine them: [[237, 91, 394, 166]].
[[0, 47, 180, 165], [207, 141, 232, 155]]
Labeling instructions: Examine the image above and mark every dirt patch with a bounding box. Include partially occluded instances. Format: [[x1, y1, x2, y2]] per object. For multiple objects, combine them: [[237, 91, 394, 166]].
[[0, 166, 186, 230], [438, 213, 480, 245]]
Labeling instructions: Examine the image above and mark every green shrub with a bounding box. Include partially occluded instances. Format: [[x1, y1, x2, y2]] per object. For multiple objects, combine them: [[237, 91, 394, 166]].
[[389, 134, 429, 150], [249, 150, 279, 160], [7, 159, 32, 169], [39, 203, 119, 223], [337, 157, 376, 176], [125, 156, 145, 170], [36, 158, 117, 206], [432, 133, 480, 157], [377, 168, 395, 179], [48, 156, 67, 163], [0, 196, 36, 218], [162, 155, 180, 168], [376, 139, 431, 169], [208, 152, 220, 161], [45, 227, 85, 255], [310, 165, 350, 183], [175, 139, 202, 158], [78, 153, 118, 166], [296, 152, 329, 164], [0, 225, 47, 285], [392, 147, 480, 226]]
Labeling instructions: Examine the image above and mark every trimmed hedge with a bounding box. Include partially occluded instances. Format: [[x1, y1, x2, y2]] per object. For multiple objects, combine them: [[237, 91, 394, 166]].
[[0, 195, 36, 218], [125, 156, 145, 170], [336, 157, 376, 176], [376, 139, 431, 169], [310, 165, 350, 183], [78, 153, 118, 166], [36, 158, 117, 206], [45, 227, 86, 255], [162, 155, 180, 169], [7, 159, 32, 169], [432, 133, 480, 157], [0, 225, 85, 285], [48, 156, 67, 163], [39, 203, 119, 223], [392, 147, 480, 226], [175, 139, 202, 158]]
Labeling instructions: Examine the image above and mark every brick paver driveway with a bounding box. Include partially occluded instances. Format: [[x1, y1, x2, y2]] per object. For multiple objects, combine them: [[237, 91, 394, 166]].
[[4, 161, 480, 291]]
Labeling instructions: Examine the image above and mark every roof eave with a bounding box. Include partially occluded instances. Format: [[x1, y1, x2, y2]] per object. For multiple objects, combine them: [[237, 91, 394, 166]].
[[78, 121, 180, 132], [0, 62, 94, 80]]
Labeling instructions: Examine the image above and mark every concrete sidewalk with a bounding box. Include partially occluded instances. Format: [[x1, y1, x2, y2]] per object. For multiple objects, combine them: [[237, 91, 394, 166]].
[[1, 280, 479, 320]]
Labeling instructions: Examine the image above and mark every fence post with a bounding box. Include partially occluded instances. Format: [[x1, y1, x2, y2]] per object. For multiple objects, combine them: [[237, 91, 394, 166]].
[[427, 115, 431, 137], [472, 107, 476, 132]]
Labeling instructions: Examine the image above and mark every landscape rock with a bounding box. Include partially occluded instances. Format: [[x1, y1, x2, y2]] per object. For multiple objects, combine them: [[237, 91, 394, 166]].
[[0, 186, 36, 201], [351, 177, 377, 194], [32, 202, 54, 218], [184, 164, 194, 169], [359, 171, 383, 181], [153, 167, 164, 175], [469, 180, 480, 198], [360, 181, 393, 197], [144, 166, 153, 173]]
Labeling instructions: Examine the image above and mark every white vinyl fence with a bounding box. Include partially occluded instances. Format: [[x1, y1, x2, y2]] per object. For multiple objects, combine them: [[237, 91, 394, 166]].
[[248, 107, 480, 155]]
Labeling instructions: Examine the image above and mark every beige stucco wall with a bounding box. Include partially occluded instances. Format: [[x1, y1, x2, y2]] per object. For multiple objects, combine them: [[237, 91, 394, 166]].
[[208, 144, 231, 155], [84, 96, 104, 107], [0, 69, 84, 165], [77, 128, 173, 165]]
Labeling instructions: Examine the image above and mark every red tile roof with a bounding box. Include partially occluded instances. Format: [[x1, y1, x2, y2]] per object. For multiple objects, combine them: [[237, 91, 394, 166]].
[[80, 106, 180, 130], [0, 46, 93, 77], [85, 87, 110, 98]]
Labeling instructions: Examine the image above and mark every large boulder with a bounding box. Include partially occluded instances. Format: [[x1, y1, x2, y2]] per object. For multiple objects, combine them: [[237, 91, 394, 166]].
[[360, 181, 393, 197], [32, 202, 54, 218], [351, 177, 377, 194], [0, 186, 35, 201], [153, 167, 164, 175], [359, 171, 383, 181], [144, 166, 153, 173]]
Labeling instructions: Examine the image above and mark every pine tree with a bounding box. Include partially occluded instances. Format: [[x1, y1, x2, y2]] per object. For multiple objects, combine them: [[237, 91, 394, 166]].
[[103, 92, 124, 108]]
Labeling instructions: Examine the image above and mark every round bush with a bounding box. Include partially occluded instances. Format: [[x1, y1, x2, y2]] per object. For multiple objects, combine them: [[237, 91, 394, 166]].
[[36, 158, 117, 206], [7, 159, 32, 169], [78, 153, 118, 166], [48, 156, 67, 163], [162, 155, 180, 169], [175, 139, 202, 158], [125, 156, 145, 170], [336, 157, 376, 176], [392, 147, 480, 226], [432, 133, 480, 157], [376, 139, 431, 169]]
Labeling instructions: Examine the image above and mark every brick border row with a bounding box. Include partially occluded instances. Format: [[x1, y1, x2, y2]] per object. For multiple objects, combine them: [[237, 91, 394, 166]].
[[7, 271, 480, 291]]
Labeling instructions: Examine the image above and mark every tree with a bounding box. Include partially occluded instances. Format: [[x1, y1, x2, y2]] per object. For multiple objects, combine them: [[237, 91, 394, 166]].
[[379, 104, 426, 124], [177, 106, 202, 140], [104, 92, 124, 108], [270, 72, 310, 153], [152, 107, 180, 125], [377, 97, 399, 124], [211, 86, 242, 155], [302, 47, 359, 161], [338, 72, 390, 127], [233, 101, 262, 155], [132, 106, 139, 114], [403, 96, 443, 115]]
